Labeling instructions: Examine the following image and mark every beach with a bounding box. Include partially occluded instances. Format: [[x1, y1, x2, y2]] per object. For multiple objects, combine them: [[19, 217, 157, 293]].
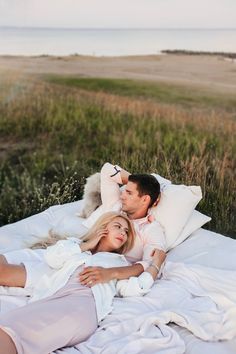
[[0, 54, 236, 95]]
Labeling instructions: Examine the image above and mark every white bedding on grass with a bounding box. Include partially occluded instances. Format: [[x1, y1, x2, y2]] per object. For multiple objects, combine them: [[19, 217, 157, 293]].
[[0, 202, 236, 354]]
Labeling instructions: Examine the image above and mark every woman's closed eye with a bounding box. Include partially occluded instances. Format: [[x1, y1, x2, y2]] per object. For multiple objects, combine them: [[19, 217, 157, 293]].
[[114, 223, 128, 233], [116, 224, 128, 235], [114, 223, 121, 229]]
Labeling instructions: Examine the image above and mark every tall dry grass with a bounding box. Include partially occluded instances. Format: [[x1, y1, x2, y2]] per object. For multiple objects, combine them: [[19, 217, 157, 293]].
[[0, 75, 235, 237]]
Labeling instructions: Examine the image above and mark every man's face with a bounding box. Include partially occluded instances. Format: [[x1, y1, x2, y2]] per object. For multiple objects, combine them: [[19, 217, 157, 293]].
[[121, 181, 144, 214]]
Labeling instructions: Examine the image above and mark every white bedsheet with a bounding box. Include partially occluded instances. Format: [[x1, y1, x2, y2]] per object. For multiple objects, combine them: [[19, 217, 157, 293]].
[[0, 203, 236, 354]]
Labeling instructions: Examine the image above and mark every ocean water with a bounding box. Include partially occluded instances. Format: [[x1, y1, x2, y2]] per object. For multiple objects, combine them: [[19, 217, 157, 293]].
[[0, 27, 236, 56]]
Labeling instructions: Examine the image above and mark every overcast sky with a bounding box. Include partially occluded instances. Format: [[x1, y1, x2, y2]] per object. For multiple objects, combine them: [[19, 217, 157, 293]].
[[0, 0, 235, 29]]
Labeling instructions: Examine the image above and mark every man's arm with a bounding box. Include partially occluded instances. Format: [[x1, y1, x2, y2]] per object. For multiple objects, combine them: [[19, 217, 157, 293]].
[[82, 162, 131, 229], [136, 221, 167, 271], [100, 162, 130, 207], [119, 168, 130, 185], [79, 263, 143, 287], [116, 249, 166, 297]]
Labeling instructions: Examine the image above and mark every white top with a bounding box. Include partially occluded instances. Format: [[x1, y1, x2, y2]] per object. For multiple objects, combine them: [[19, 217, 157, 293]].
[[29, 238, 154, 322], [83, 162, 169, 270]]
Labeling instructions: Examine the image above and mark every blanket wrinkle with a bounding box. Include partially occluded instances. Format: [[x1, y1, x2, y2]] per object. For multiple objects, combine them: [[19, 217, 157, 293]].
[[76, 313, 185, 354], [163, 261, 236, 308]]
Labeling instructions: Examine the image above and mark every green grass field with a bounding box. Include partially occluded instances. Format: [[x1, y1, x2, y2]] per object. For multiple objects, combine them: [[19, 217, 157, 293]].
[[0, 74, 235, 237]]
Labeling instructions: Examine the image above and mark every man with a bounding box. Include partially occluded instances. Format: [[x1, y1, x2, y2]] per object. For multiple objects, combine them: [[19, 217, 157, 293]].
[[79, 162, 167, 287]]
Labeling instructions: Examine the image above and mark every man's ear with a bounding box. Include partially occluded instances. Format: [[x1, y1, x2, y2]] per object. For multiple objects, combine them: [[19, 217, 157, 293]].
[[143, 195, 151, 206]]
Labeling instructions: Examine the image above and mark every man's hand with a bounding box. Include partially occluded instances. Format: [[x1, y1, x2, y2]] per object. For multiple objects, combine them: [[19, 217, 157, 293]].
[[79, 267, 113, 287], [150, 249, 166, 267], [146, 248, 166, 280]]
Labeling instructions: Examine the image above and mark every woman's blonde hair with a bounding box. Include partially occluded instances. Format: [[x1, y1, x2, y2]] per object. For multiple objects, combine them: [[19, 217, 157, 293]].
[[82, 211, 135, 254], [32, 211, 135, 255]]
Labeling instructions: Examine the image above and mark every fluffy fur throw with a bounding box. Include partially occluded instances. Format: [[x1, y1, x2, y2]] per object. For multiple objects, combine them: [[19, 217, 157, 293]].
[[79, 173, 102, 218]]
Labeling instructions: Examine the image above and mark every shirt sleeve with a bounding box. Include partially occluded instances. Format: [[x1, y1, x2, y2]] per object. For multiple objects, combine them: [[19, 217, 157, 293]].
[[82, 162, 123, 229], [44, 238, 82, 269], [116, 272, 154, 297], [136, 221, 166, 270], [100, 162, 123, 208]]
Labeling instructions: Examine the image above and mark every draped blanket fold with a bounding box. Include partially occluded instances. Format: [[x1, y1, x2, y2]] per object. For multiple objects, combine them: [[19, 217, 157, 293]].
[[74, 261, 236, 354]]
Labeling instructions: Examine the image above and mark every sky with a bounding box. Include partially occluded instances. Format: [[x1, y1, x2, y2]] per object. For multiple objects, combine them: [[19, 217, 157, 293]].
[[0, 0, 236, 29]]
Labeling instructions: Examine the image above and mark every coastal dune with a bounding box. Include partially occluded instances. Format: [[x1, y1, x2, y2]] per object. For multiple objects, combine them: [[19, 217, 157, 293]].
[[0, 54, 236, 94]]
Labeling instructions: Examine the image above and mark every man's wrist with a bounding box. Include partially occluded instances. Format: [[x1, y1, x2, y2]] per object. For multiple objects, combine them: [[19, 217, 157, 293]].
[[110, 268, 118, 280], [120, 169, 131, 185], [149, 263, 160, 273]]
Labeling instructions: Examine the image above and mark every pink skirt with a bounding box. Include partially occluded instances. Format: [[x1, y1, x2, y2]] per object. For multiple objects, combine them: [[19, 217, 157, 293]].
[[0, 266, 98, 354]]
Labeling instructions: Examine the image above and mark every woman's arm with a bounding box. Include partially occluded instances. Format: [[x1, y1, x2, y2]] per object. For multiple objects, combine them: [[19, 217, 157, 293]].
[[116, 249, 166, 297], [79, 263, 143, 286], [79, 249, 166, 286], [45, 230, 107, 269], [0, 254, 26, 288], [80, 229, 107, 253]]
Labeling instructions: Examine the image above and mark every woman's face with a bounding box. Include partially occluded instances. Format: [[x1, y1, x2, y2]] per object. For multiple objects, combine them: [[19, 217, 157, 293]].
[[98, 217, 129, 252]]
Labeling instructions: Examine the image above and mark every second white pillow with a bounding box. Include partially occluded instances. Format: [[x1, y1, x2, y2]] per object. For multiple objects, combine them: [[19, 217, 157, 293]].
[[151, 184, 202, 250]]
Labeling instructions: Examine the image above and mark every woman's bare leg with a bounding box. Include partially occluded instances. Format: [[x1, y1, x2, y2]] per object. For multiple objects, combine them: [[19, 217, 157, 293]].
[[0, 255, 26, 287], [0, 328, 17, 354]]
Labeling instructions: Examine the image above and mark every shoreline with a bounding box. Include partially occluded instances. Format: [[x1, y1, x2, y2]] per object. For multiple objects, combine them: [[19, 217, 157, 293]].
[[1, 49, 236, 58]]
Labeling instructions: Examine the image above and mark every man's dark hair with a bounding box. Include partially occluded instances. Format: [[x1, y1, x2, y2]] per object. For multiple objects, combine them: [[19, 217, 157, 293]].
[[128, 174, 160, 207]]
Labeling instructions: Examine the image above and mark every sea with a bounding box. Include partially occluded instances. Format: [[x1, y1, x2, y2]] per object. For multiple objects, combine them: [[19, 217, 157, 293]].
[[0, 27, 236, 56]]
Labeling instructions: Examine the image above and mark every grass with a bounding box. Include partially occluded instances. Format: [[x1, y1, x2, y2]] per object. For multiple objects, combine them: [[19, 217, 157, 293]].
[[46, 76, 236, 112], [0, 74, 235, 238]]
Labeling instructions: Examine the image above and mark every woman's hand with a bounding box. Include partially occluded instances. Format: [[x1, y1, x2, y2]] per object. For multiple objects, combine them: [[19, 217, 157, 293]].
[[80, 228, 108, 252], [79, 266, 114, 287]]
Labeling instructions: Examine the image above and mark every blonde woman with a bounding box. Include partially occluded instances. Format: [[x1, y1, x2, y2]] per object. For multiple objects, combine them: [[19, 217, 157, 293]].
[[0, 212, 165, 354]]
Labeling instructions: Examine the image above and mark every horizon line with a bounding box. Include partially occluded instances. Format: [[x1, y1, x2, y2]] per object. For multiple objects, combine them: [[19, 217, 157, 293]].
[[1, 25, 236, 31]]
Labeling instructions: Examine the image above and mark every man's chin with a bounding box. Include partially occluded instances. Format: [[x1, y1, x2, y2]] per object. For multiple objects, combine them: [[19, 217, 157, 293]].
[[121, 205, 131, 214]]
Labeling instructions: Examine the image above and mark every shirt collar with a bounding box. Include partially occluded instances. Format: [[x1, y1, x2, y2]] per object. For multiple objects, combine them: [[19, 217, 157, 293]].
[[132, 210, 155, 226]]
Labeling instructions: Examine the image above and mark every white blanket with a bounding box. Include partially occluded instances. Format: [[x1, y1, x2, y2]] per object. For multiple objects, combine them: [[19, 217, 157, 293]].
[[70, 260, 236, 354], [0, 205, 236, 354]]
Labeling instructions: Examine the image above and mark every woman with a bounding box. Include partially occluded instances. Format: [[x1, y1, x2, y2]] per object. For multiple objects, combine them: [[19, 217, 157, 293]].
[[0, 212, 164, 354]]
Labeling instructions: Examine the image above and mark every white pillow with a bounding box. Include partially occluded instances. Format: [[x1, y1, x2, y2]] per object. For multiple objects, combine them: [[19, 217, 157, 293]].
[[170, 210, 211, 250], [52, 214, 88, 238], [0, 201, 85, 253], [151, 173, 172, 191], [151, 184, 202, 251]]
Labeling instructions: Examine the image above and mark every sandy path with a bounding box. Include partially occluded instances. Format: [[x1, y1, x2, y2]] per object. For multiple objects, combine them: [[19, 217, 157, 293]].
[[0, 54, 236, 95]]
